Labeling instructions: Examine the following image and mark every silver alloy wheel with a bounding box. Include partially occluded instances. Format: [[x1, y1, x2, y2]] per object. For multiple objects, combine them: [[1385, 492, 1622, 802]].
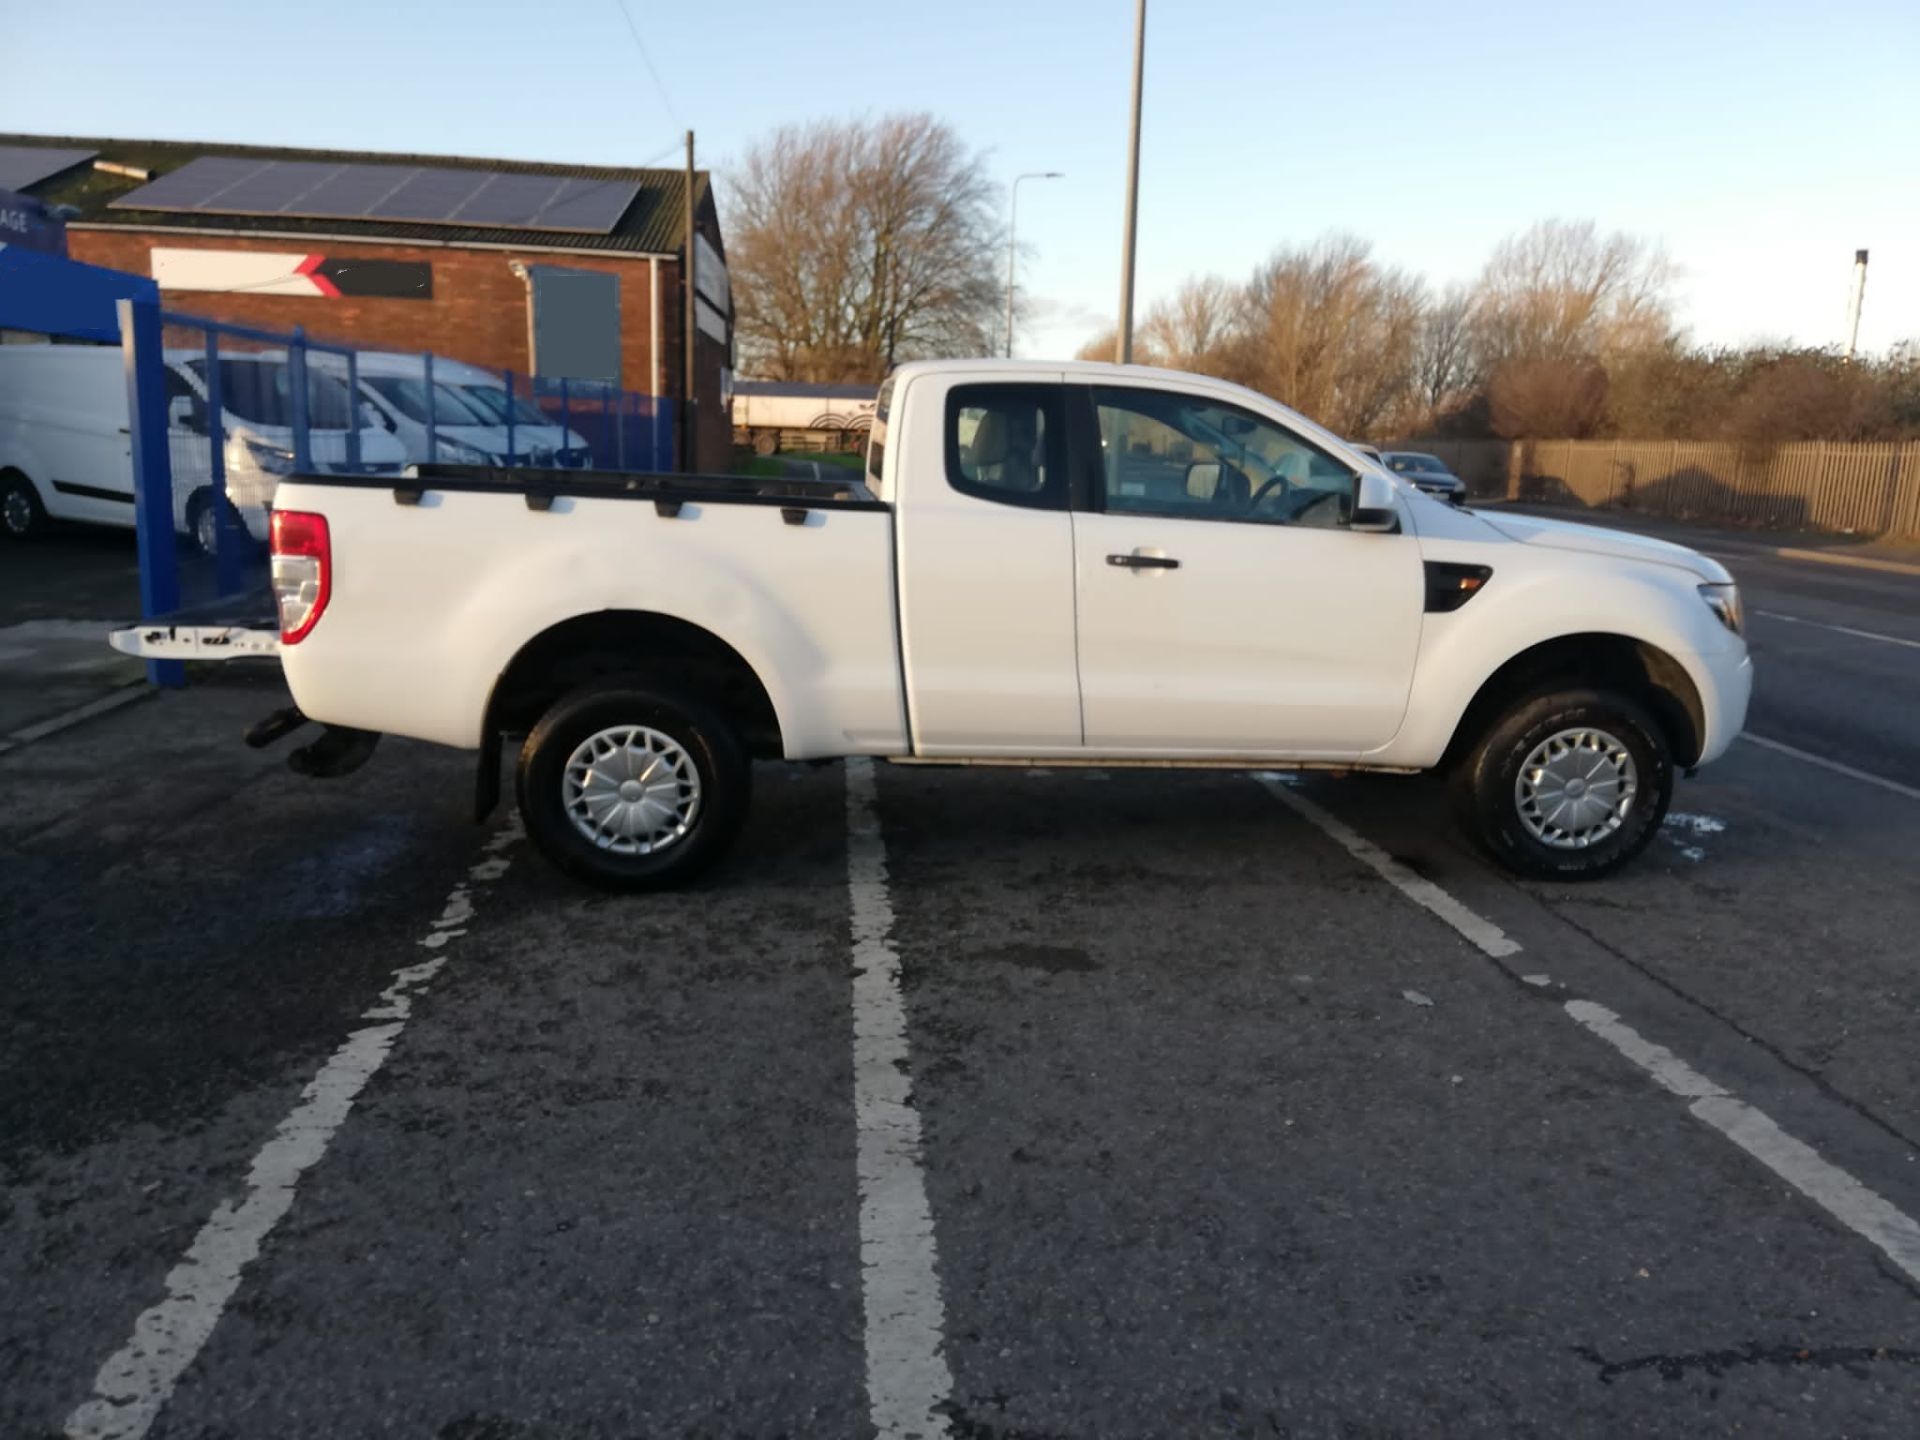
[[195, 503, 220, 558], [2, 488, 31, 535], [1513, 726, 1638, 849], [562, 725, 702, 855]]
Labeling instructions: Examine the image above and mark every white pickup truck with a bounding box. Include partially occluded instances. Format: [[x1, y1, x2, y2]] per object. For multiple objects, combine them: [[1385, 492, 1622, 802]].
[[266, 359, 1752, 889]]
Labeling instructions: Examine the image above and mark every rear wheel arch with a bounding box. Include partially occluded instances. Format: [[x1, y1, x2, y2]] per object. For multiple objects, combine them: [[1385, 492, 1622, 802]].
[[485, 610, 785, 760], [1441, 632, 1704, 770]]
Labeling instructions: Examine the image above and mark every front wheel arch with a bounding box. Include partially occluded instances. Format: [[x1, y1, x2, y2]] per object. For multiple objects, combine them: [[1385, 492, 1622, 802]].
[[1441, 633, 1704, 773]]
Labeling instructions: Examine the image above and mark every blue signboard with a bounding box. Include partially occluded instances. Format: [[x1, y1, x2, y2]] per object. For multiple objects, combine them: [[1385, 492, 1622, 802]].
[[0, 187, 67, 256]]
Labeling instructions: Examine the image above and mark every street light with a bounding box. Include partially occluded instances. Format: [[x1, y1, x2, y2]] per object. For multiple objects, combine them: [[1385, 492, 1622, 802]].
[[1117, 0, 1146, 363], [1006, 171, 1064, 358]]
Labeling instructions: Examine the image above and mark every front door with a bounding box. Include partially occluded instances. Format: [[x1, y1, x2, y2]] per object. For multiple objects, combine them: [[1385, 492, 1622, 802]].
[[1072, 383, 1424, 759]]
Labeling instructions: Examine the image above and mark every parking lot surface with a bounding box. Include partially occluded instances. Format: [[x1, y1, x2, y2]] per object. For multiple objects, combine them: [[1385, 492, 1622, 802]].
[[3, 520, 1919, 1437]]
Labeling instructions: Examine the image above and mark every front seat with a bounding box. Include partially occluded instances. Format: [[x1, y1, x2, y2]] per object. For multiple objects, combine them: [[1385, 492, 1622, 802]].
[[965, 408, 1039, 492]]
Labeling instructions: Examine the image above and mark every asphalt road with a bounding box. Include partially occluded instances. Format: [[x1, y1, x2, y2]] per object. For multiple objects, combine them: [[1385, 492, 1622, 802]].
[[2, 517, 1918, 1437]]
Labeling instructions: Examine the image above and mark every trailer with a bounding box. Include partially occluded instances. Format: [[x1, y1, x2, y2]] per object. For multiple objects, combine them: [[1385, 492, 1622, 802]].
[[731, 380, 877, 455]]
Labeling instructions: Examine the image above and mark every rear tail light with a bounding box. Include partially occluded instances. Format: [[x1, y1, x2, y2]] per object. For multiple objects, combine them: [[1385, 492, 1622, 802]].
[[270, 510, 331, 644]]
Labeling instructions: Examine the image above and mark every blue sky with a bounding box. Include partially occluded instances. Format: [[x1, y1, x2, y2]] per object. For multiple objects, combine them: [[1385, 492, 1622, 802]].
[[5, 0, 1916, 363]]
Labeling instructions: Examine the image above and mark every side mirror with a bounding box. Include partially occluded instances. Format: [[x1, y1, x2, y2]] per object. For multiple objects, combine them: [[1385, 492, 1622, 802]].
[[1349, 469, 1400, 533], [167, 395, 198, 432]]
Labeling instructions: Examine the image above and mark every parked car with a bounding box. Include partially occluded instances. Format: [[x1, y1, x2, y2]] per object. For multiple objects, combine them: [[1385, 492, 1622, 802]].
[[1383, 450, 1468, 504], [352, 353, 518, 468], [266, 359, 1751, 890], [428, 357, 595, 469], [0, 344, 406, 553]]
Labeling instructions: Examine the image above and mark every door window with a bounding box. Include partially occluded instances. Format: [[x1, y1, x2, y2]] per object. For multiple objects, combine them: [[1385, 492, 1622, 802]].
[[1092, 386, 1355, 528], [945, 383, 1066, 510]]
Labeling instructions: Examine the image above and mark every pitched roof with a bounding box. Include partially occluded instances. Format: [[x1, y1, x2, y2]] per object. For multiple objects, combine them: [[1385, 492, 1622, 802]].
[[0, 133, 708, 256]]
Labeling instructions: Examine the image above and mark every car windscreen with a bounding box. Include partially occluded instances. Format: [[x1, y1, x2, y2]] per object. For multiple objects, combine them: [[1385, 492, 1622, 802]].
[[365, 375, 490, 426], [186, 359, 355, 429], [1387, 452, 1450, 474], [459, 385, 550, 427]]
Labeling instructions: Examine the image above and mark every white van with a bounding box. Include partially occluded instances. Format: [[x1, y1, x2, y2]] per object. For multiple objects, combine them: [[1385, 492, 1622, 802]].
[[351, 353, 520, 467], [428, 357, 596, 469], [0, 345, 406, 553]]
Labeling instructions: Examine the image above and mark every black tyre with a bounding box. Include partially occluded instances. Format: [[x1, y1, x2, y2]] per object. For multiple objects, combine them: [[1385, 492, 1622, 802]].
[[1452, 687, 1673, 880], [1, 469, 48, 540], [515, 680, 751, 891], [185, 488, 244, 559]]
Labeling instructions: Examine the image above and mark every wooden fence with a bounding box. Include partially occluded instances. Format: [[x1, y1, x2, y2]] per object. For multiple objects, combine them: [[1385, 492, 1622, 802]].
[[1381, 437, 1920, 539]]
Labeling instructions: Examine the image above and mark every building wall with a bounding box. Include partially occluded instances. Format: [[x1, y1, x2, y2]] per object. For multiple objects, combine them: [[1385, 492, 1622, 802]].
[[66, 226, 734, 472]]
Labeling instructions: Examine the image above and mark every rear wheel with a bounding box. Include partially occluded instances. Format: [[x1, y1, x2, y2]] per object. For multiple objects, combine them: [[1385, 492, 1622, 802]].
[[1, 470, 47, 540], [515, 680, 751, 891], [1452, 687, 1672, 880]]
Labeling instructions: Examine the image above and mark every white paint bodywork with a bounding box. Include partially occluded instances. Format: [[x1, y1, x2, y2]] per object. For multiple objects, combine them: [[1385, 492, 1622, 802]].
[[276, 358, 1751, 771]]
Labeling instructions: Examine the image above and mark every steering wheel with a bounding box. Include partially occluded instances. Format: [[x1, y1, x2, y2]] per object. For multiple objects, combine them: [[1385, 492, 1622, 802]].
[[1250, 475, 1291, 509]]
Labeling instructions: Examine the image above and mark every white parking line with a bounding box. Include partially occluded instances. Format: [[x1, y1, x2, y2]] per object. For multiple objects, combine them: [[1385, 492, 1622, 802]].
[[1752, 609, 1920, 652], [0, 685, 151, 758], [1565, 1002, 1920, 1284], [1255, 775, 1521, 958], [63, 819, 522, 1440], [844, 757, 954, 1440], [1742, 733, 1920, 803], [1260, 777, 1920, 1290]]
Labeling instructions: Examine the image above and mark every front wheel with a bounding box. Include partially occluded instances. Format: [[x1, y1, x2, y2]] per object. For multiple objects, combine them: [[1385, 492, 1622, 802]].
[[1, 470, 48, 540], [1452, 688, 1673, 880], [515, 680, 751, 891]]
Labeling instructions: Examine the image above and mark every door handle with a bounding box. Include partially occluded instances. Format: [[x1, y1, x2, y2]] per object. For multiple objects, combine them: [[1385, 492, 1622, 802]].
[[1107, 552, 1180, 570]]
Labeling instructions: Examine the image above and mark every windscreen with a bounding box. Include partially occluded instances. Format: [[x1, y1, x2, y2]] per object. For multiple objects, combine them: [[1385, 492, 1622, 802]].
[[365, 375, 490, 426], [188, 358, 355, 429], [459, 384, 550, 427]]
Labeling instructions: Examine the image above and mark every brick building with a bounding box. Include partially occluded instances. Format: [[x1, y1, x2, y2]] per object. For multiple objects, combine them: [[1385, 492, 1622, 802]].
[[0, 135, 734, 470]]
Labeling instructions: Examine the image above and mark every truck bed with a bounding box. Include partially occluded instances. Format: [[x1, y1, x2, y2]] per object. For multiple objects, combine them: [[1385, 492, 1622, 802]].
[[272, 464, 907, 757]]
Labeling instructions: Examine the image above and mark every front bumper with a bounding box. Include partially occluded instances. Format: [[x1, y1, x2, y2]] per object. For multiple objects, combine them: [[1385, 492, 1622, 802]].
[[1692, 642, 1753, 765]]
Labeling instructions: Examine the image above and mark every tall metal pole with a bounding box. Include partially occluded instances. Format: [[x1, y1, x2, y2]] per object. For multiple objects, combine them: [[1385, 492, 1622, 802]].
[[683, 129, 697, 471], [1116, 0, 1146, 364], [1844, 248, 1869, 362], [1005, 171, 1063, 358]]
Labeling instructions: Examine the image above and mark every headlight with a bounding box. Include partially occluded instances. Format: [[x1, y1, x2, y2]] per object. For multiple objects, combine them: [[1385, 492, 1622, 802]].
[[228, 437, 295, 475], [435, 438, 493, 466], [1698, 582, 1743, 635]]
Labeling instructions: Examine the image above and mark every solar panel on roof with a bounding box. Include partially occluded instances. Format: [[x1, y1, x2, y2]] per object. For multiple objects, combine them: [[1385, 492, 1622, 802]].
[[365, 167, 490, 222], [110, 155, 640, 234], [114, 155, 262, 211], [207, 160, 336, 214], [0, 145, 98, 192], [531, 177, 638, 232], [446, 172, 556, 226]]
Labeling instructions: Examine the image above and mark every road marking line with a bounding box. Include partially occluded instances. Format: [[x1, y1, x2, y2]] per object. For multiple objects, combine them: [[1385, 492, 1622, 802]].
[[0, 685, 151, 757], [844, 757, 954, 1440], [1255, 774, 1521, 958], [1753, 609, 1920, 651], [1565, 1001, 1920, 1285], [1741, 733, 1920, 803], [1259, 777, 1920, 1289], [63, 819, 522, 1440]]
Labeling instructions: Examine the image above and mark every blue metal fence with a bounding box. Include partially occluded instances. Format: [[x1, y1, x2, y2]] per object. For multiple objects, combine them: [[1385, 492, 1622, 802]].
[[123, 310, 674, 686]]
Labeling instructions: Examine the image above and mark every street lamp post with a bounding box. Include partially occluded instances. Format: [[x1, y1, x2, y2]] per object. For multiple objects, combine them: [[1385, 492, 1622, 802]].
[[1006, 171, 1063, 358], [1117, 0, 1146, 363]]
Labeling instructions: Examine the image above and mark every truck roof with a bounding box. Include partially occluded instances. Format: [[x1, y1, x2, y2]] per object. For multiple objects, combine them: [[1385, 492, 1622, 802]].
[[885, 358, 1355, 462]]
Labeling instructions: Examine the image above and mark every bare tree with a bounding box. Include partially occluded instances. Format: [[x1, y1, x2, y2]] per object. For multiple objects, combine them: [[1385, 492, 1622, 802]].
[[1414, 283, 1479, 416], [1139, 276, 1250, 379], [1241, 234, 1425, 437], [1472, 219, 1674, 369], [725, 114, 1003, 382]]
